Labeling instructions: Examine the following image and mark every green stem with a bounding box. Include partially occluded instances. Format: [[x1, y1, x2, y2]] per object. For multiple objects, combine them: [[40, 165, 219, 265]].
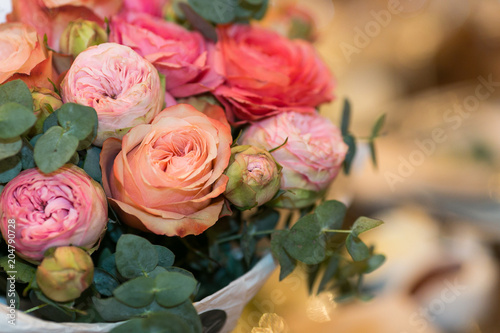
[[216, 229, 276, 244], [24, 303, 48, 314], [323, 229, 352, 234]]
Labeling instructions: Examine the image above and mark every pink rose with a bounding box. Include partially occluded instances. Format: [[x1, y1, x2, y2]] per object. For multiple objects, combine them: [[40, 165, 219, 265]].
[[0, 165, 108, 262], [121, 0, 170, 17], [7, 0, 105, 51], [110, 12, 223, 98], [100, 104, 232, 237], [214, 24, 334, 123], [0, 23, 56, 89], [61, 43, 166, 146], [241, 111, 348, 208]]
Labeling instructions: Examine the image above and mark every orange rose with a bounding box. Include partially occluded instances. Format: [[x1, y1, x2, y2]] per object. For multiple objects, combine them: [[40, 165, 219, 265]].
[[0, 23, 55, 89], [100, 104, 232, 237]]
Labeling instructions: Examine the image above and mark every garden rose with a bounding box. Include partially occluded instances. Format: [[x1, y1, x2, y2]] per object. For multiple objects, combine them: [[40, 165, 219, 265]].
[[0, 23, 56, 89], [240, 111, 348, 208], [61, 43, 165, 146], [110, 12, 223, 98], [36, 246, 94, 302], [214, 24, 334, 123], [30, 87, 63, 136], [59, 19, 107, 58], [0, 165, 108, 262], [100, 104, 232, 237]]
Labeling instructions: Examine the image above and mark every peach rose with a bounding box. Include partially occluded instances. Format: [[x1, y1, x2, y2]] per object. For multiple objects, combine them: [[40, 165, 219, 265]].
[[214, 24, 334, 123], [41, 0, 122, 19], [100, 104, 232, 237], [0, 23, 55, 89]]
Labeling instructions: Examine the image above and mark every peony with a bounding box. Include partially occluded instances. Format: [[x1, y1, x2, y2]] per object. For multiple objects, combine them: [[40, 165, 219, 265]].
[[100, 104, 232, 237], [0, 165, 108, 262], [224, 145, 281, 210], [61, 43, 165, 147], [214, 24, 334, 123], [121, 0, 170, 17], [0, 23, 56, 89], [110, 12, 223, 98], [240, 111, 348, 208]]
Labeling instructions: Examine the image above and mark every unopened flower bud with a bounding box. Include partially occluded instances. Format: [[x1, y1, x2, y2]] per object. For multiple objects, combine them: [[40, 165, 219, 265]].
[[60, 19, 107, 58], [36, 246, 94, 302], [224, 145, 281, 210], [30, 87, 62, 136]]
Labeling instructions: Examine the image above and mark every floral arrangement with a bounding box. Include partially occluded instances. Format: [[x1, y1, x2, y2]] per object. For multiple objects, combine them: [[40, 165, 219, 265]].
[[0, 0, 386, 331]]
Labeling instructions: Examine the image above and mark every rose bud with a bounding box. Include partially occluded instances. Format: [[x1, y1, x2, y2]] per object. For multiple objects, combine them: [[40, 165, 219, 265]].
[[224, 145, 281, 210], [61, 43, 165, 146], [36, 246, 94, 303], [0, 165, 108, 262], [59, 19, 107, 58], [241, 111, 348, 209], [30, 87, 63, 136]]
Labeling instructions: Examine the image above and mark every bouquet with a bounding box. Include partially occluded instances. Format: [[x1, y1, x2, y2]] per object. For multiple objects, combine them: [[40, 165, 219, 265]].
[[0, 0, 386, 332]]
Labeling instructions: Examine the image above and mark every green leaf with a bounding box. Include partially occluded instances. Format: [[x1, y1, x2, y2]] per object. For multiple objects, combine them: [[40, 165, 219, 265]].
[[179, 3, 218, 42], [315, 200, 346, 231], [0, 102, 37, 139], [370, 113, 386, 139], [155, 245, 175, 268], [93, 268, 119, 297], [342, 134, 356, 175], [92, 297, 162, 322], [34, 126, 79, 173], [115, 234, 158, 279], [57, 103, 97, 141], [142, 312, 192, 333], [366, 254, 386, 274], [109, 319, 143, 333], [155, 271, 197, 308], [283, 214, 326, 265], [351, 217, 383, 237], [0, 256, 36, 283], [20, 138, 35, 170], [340, 99, 351, 136], [270, 230, 296, 281], [162, 301, 202, 333], [188, 0, 238, 24], [83, 146, 102, 182], [0, 136, 22, 160], [114, 276, 156, 308], [0, 155, 22, 183], [42, 111, 58, 133], [0, 80, 33, 109], [316, 256, 339, 295], [346, 234, 370, 261]]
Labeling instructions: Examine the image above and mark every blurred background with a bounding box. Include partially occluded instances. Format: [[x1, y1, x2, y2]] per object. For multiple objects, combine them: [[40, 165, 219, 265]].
[[235, 0, 500, 332]]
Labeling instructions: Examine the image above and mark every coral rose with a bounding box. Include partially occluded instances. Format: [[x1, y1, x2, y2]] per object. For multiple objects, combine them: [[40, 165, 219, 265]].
[[61, 43, 165, 146], [214, 24, 334, 123], [100, 104, 232, 237], [241, 111, 348, 208], [110, 12, 223, 98], [0, 165, 108, 262], [0, 23, 56, 89]]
